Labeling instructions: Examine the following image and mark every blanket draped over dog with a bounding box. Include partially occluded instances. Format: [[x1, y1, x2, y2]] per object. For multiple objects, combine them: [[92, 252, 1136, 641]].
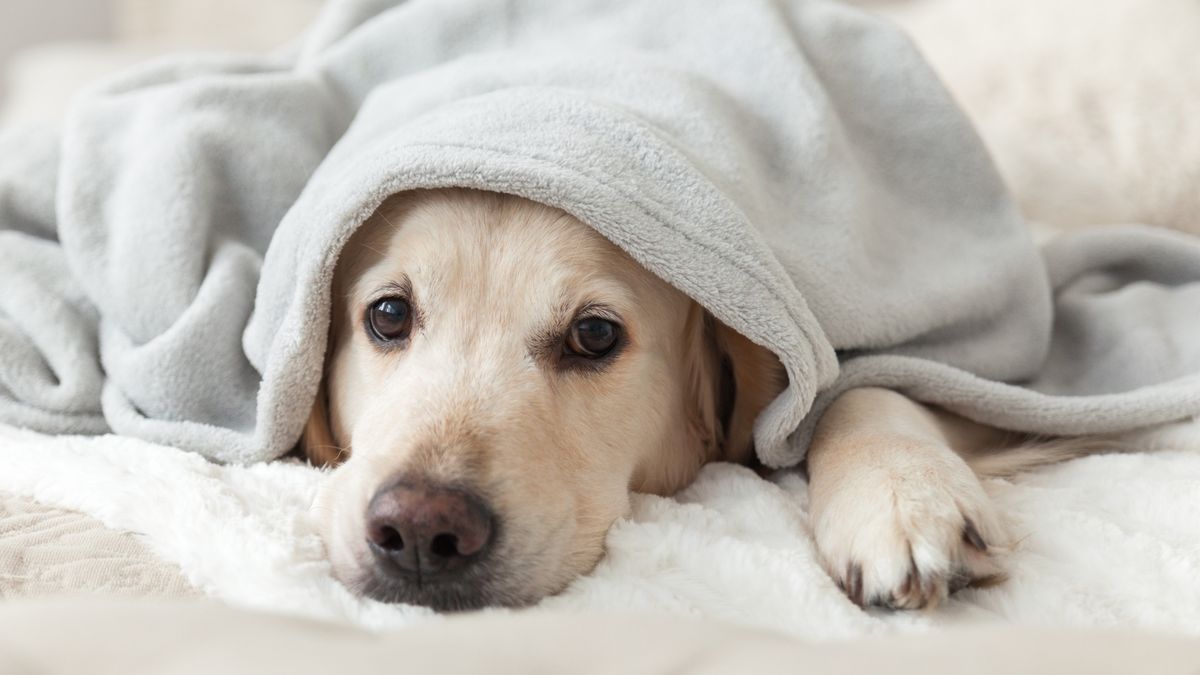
[[2, 0, 1200, 466]]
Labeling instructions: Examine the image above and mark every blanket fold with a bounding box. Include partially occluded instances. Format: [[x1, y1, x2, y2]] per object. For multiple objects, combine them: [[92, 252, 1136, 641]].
[[2, 0, 1199, 466]]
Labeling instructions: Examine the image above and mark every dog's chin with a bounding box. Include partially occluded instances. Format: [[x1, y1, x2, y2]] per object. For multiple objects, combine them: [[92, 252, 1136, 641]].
[[347, 558, 543, 611], [357, 575, 518, 611]]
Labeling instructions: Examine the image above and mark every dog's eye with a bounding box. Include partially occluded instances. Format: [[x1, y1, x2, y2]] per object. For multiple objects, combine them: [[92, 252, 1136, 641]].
[[367, 297, 413, 342], [565, 318, 619, 358]]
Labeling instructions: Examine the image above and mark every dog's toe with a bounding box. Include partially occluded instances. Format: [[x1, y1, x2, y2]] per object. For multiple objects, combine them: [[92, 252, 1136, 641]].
[[813, 456, 1008, 610], [873, 528, 1005, 610]]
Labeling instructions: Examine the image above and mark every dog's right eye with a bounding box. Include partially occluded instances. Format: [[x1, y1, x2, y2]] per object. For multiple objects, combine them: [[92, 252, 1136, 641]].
[[367, 297, 413, 343], [565, 317, 620, 359]]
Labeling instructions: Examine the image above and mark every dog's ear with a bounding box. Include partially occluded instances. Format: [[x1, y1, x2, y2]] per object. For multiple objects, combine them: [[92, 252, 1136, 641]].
[[710, 319, 786, 464], [682, 304, 725, 464], [299, 291, 350, 468], [684, 306, 786, 466], [299, 380, 345, 467], [299, 214, 367, 469]]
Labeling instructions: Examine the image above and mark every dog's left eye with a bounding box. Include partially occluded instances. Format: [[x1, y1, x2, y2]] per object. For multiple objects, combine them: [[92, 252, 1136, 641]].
[[367, 297, 413, 342], [565, 318, 619, 358]]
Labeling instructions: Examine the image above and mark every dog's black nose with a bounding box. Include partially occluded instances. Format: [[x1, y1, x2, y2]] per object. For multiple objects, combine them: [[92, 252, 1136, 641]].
[[365, 483, 494, 578]]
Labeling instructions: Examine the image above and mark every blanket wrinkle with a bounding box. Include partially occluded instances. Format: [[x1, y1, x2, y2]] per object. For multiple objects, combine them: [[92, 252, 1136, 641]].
[[1, 0, 1199, 466]]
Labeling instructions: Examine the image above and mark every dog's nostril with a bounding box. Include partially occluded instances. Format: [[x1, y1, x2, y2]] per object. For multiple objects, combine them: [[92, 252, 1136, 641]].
[[365, 481, 494, 577], [429, 533, 459, 558], [376, 525, 405, 552]]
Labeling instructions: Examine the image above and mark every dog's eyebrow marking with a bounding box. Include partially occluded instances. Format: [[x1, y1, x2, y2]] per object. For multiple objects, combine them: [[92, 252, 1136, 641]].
[[369, 276, 413, 302], [576, 302, 621, 323], [527, 298, 577, 360]]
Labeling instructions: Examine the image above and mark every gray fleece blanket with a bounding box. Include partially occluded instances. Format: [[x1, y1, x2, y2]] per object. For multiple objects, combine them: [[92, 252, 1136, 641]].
[[2, 0, 1200, 466]]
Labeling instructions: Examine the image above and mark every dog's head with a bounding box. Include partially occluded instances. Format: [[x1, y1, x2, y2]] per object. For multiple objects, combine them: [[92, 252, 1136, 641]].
[[304, 189, 784, 610]]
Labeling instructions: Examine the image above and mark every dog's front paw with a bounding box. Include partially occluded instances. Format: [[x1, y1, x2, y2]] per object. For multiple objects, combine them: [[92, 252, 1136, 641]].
[[810, 445, 1007, 610]]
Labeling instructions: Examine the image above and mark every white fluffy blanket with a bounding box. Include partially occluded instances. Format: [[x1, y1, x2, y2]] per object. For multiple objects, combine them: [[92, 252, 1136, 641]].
[[3, 420, 1199, 637]]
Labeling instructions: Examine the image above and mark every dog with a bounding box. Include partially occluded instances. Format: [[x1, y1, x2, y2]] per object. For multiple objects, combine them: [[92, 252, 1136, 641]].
[[303, 188, 1093, 611]]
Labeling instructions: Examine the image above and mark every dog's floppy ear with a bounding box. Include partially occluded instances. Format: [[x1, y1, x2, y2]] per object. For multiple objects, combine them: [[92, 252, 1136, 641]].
[[299, 379, 345, 467], [684, 305, 787, 466], [299, 297, 347, 468], [710, 319, 786, 464]]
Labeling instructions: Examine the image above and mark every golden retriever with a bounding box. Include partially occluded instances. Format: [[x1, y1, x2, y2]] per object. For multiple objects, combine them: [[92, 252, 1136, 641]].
[[303, 188, 1064, 611]]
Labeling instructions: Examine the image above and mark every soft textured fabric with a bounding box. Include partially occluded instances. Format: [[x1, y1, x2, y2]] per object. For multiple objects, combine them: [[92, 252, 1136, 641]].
[[2, 0, 1200, 466], [3, 420, 1200, 634], [0, 490, 196, 600], [5, 598, 1200, 675]]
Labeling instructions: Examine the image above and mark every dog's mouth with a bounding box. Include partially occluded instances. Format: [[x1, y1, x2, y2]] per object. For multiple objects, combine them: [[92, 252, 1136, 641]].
[[350, 527, 541, 611], [359, 577, 511, 611], [355, 555, 528, 611]]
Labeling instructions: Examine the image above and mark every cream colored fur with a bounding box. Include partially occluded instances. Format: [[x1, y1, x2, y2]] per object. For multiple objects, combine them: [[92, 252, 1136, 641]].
[[306, 189, 1106, 611], [807, 388, 1010, 609], [306, 189, 779, 608]]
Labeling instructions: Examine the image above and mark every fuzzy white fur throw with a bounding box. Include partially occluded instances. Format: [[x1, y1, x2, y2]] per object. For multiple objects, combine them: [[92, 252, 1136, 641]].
[[2, 420, 1199, 637]]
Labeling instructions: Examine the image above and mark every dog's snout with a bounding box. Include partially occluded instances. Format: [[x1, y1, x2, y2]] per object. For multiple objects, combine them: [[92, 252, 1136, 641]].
[[366, 483, 494, 578]]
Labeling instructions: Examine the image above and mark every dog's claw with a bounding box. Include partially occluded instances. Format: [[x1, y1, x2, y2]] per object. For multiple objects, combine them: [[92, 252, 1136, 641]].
[[845, 562, 865, 606], [963, 517, 988, 552], [828, 514, 1006, 611]]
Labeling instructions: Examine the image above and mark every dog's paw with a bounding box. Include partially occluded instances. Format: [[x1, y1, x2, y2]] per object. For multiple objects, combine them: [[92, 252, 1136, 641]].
[[810, 444, 1007, 610]]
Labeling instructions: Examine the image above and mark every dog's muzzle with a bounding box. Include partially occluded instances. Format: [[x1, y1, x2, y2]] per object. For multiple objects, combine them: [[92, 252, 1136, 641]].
[[361, 479, 501, 610]]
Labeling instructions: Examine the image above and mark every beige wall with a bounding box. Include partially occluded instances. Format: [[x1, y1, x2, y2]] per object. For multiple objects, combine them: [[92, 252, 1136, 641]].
[[114, 0, 320, 48], [0, 0, 115, 100], [0, 0, 320, 115]]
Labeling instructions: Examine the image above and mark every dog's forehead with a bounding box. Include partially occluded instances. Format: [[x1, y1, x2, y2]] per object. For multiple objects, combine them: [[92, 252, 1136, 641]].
[[354, 193, 656, 312]]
